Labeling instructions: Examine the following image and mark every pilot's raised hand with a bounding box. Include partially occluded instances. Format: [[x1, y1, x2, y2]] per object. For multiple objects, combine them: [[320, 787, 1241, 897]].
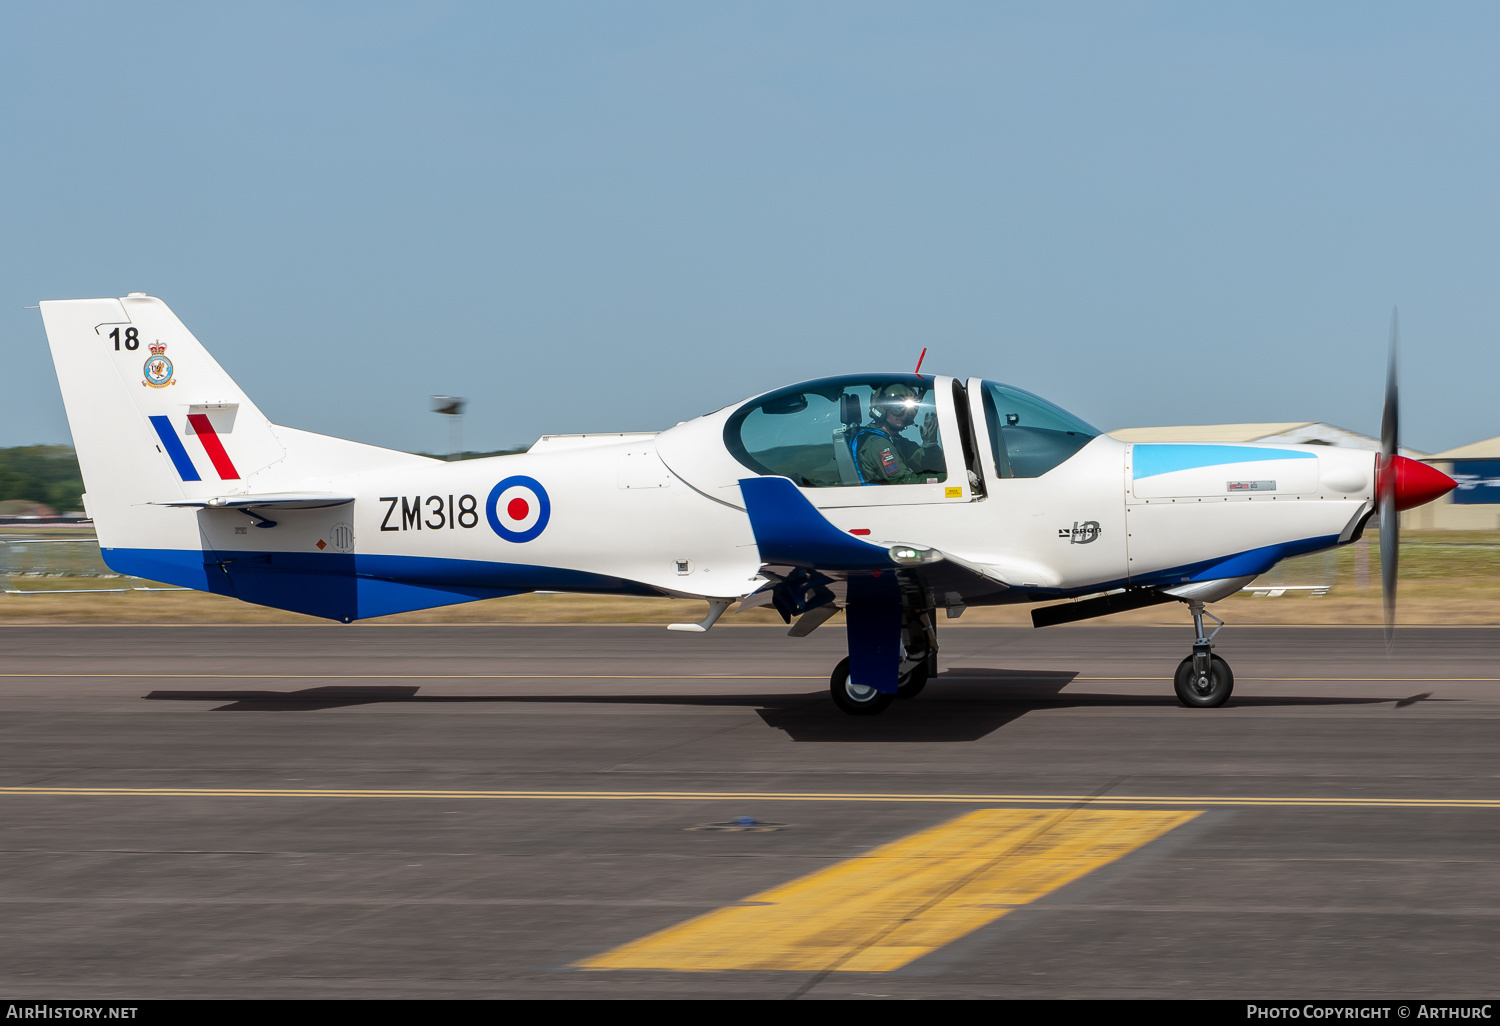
[[921, 411, 939, 447]]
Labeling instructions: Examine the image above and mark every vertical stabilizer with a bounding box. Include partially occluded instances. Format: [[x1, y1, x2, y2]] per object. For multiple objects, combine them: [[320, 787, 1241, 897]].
[[40, 293, 488, 621], [39, 294, 286, 551]]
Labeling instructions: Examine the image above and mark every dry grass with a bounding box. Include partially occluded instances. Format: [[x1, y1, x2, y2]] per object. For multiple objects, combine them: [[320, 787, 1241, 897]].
[[3, 528, 1497, 627], [2, 581, 1494, 628], [0, 587, 785, 626]]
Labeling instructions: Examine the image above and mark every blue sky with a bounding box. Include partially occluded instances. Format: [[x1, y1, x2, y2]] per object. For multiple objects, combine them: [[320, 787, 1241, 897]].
[[5, 2, 1499, 454]]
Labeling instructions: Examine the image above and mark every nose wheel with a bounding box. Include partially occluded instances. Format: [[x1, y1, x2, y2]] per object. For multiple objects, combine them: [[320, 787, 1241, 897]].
[[1174, 601, 1233, 708], [1174, 648, 1234, 707]]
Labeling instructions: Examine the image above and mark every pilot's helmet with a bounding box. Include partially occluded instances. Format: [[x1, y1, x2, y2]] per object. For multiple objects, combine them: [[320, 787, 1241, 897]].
[[871, 383, 921, 421]]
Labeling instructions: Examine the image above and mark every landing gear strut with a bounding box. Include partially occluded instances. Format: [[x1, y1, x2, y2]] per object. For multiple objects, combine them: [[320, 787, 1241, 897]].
[[1173, 600, 1233, 708], [896, 607, 936, 700]]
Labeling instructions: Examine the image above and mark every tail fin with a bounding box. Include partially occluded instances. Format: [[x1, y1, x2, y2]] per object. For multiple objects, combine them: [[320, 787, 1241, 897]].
[[40, 294, 427, 572], [40, 295, 294, 537], [41, 294, 489, 622]]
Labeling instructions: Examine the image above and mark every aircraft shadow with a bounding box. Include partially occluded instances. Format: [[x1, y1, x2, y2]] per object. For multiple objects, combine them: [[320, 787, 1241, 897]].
[[143, 680, 1050, 740], [142, 668, 1435, 741], [753, 668, 1076, 742], [145, 685, 425, 712]]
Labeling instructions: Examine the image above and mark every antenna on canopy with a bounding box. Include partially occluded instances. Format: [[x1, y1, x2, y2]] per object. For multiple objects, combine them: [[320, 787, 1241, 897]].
[[913, 347, 927, 377]]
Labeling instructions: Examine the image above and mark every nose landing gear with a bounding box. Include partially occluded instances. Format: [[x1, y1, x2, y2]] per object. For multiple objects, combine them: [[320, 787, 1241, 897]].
[[1173, 600, 1233, 708]]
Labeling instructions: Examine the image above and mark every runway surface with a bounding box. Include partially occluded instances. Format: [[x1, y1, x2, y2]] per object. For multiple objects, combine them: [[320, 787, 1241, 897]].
[[1, 622, 1498, 998]]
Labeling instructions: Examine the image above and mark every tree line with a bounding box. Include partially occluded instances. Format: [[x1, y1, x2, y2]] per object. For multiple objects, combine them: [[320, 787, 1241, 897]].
[[0, 444, 531, 515], [0, 445, 85, 513]]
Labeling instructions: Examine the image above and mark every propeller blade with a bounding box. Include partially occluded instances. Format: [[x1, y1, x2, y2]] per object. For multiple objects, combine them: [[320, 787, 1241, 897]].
[[1379, 308, 1399, 649], [1380, 485, 1398, 649], [1381, 309, 1399, 459]]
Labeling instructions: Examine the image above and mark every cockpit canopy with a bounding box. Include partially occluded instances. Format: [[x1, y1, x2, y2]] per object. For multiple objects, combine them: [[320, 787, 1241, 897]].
[[725, 374, 946, 488], [724, 373, 1100, 488]]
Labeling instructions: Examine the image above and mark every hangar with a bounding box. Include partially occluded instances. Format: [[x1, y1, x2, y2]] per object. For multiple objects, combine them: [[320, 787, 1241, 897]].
[[1410, 436, 1500, 530]]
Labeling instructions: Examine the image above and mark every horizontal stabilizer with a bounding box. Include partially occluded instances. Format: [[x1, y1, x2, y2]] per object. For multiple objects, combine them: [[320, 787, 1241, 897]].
[[156, 493, 354, 510]]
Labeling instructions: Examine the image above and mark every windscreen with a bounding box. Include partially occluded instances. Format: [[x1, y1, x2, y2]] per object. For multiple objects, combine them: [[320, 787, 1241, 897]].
[[980, 380, 1099, 478]]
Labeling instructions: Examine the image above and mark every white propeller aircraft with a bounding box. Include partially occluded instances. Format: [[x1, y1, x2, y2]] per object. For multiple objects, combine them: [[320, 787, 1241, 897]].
[[39, 295, 1456, 714]]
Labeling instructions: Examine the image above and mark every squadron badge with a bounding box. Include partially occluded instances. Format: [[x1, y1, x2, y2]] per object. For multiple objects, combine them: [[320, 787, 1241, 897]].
[[142, 342, 175, 388]]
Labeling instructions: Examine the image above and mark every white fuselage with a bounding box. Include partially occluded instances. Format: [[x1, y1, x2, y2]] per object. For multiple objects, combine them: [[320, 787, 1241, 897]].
[[38, 294, 1374, 621]]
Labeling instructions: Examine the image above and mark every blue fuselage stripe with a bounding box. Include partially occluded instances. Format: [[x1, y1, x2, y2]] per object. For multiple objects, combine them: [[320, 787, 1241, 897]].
[[98, 547, 663, 623], [1133, 444, 1315, 480], [148, 416, 201, 482]]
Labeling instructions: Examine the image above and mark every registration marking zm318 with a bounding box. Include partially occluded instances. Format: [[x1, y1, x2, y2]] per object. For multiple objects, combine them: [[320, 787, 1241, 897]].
[[379, 494, 479, 532]]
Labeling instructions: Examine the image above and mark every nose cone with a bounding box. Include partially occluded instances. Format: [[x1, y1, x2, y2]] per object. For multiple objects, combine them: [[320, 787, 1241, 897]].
[[1380, 454, 1457, 511]]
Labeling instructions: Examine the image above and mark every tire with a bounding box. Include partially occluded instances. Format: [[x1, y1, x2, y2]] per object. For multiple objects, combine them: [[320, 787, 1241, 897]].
[[830, 656, 894, 715], [1173, 654, 1234, 708], [896, 662, 929, 700]]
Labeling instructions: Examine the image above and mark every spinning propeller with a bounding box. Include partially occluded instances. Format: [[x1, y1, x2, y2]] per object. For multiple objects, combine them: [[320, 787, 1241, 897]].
[[1374, 309, 1458, 647], [1379, 311, 1401, 647]]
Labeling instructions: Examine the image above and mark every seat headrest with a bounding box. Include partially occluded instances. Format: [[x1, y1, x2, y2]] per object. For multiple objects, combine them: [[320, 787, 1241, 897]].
[[839, 393, 862, 427]]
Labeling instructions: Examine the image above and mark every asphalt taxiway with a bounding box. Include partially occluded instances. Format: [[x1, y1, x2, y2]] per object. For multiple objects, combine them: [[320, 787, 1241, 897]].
[[1, 623, 1497, 998]]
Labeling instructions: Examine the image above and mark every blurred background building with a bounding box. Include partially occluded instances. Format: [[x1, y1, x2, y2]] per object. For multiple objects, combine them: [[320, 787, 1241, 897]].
[[1412, 436, 1500, 530]]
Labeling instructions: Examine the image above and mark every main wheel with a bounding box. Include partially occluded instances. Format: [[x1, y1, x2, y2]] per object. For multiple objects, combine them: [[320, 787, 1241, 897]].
[[1173, 654, 1234, 708], [830, 656, 894, 716], [896, 661, 929, 700]]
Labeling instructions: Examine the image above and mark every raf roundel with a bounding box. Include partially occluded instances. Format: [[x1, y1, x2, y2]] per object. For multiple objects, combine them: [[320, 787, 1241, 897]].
[[486, 475, 550, 543]]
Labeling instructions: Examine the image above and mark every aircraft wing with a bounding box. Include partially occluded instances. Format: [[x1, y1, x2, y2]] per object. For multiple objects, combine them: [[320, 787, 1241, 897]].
[[738, 476, 1011, 622]]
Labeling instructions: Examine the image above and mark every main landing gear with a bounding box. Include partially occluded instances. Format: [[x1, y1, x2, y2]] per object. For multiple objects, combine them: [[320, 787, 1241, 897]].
[[1173, 600, 1233, 708], [829, 607, 936, 716], [830, 656, 892, 715]]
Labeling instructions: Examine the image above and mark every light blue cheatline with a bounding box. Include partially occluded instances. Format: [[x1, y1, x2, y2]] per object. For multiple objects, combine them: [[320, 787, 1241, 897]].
[[1132, 444, 1316, 481]]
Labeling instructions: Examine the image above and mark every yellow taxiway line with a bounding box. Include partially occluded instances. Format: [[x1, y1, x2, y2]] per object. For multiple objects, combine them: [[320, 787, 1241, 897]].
[[578, 808, 1200, 972], [3, 673, 1500, 681], [1, 787, 1498, 808], [1, 673, 823, 680]]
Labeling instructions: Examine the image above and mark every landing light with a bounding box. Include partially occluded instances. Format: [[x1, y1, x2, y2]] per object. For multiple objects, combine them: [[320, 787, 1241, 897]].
[[888, 544, 942, 566]]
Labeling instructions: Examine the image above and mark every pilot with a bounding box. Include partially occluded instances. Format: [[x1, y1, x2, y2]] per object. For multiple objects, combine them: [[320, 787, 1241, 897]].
[[854, 383, 944, 484]]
